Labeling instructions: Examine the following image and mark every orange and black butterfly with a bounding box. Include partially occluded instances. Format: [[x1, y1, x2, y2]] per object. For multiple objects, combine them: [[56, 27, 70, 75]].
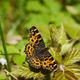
[[24, 26, 57, 73]]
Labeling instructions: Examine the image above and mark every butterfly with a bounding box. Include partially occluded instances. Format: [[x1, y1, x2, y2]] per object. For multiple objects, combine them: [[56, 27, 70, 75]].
[[24, 26, 57, 72]]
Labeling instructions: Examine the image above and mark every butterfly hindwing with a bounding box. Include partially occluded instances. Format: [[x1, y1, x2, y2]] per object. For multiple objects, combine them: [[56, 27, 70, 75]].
[[42, 55, 57, 71]]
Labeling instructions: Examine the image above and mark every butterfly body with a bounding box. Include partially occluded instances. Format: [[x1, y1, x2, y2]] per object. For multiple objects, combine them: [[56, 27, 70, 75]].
[[25, 26, 57, 72]]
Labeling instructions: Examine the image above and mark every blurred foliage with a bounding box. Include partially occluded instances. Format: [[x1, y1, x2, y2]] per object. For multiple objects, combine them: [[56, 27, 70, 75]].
[[0, 0, 80, 80]]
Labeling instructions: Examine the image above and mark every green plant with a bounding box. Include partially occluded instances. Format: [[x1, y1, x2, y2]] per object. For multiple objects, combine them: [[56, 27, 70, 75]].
[[11, 25, 80, 80]]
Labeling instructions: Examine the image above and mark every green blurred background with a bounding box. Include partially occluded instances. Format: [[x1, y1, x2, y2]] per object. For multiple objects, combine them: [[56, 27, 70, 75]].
[[0, 0, 80, 80]]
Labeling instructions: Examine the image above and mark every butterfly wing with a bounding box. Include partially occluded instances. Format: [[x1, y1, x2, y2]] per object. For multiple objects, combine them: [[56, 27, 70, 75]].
[[29, 26, 46, 59], [29, 26, 45, 48], [42, 52, 57, 71], [25, 43, 41, 69], [25, 43, 34, 59], [25, 26, 57, 71], [29, 26, 57, 71]]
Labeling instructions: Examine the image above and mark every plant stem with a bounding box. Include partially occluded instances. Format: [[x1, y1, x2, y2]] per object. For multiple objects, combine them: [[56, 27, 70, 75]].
[[4, 69, 18, 80], [0, 22, 11, 72]]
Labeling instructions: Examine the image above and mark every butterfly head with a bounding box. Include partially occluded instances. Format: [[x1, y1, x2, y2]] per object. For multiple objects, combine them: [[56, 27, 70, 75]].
[[29, 26, 43, 44], [30, 26, 39, 36]]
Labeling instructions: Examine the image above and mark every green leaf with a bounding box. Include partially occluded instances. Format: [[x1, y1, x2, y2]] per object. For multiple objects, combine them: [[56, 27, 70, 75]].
[[58, 24, 69, 45], [64, 19, 80, 40], [63, 49, 80, 65], [49, 47, 62, 64], [44, 0, 61, 14], [54, 70, 67, 80], [0, 74, 6, 80], [64, 70, 78, 80], [13, 54, 25, 65], [60, 41, 74, 55], [66, 6, 78, 15], [74, 42, 80, 49], [12, 62, 45, 80], [48, 25, 59, 47], [26, 0, 49, 14], [65, 64, 80, 79], [54, 65, 79, 80]]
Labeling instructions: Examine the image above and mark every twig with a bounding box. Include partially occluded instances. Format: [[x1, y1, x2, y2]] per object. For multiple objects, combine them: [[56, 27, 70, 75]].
[[4, 69, 18, 80]]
